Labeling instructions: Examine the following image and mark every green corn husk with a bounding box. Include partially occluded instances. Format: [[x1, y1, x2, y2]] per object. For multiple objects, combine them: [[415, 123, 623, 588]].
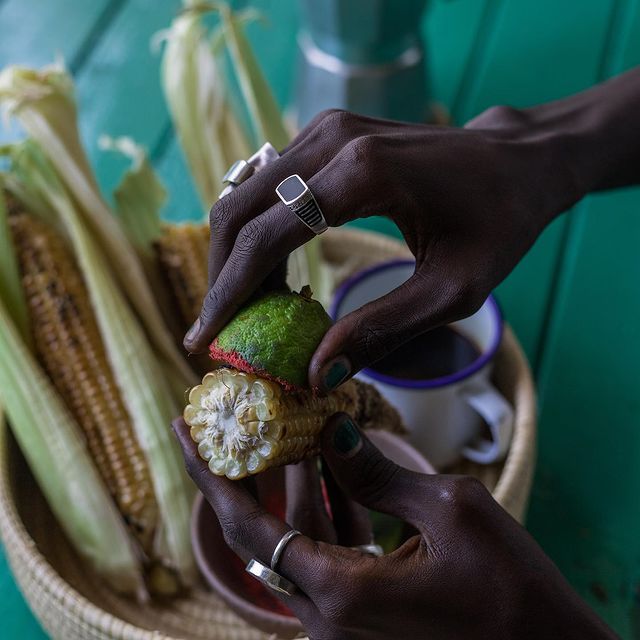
[[214, 2, 289, 151], [98, 136, 165, 259], [0, 325, 145, 597], [6, 140, 196, 584], [99, 136, 190, 400], [157, 6, 250, 209], [0, 169, 51, 225], [0, 220, 144, 596], [0, 64, 196, 388]]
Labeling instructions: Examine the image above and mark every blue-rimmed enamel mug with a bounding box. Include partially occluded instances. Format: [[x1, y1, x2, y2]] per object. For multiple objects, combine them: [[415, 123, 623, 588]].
[[331, 259, 514, 469]]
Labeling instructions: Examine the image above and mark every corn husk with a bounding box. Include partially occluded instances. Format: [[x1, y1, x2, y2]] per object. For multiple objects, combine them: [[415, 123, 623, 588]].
[[0, 64, 196, 387], [156, 6, 250, 209], [5, 141, 196, 583], [0, 318, 145, 597], [98, 136, 189, 380], [0, 168, 51, 225], [214, 3, 289, 151], [98, 136, 164, 259]]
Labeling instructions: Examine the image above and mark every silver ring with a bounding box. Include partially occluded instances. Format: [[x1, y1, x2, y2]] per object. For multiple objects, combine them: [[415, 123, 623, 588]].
[[271, 529, 302, 571], [248, 141, 280, 170], [351, 544, 384, 557], [246, 558, 297, 596], [222, 159, 255, 187], [219, 142, 280, 199], [275, 174, 328, 235]]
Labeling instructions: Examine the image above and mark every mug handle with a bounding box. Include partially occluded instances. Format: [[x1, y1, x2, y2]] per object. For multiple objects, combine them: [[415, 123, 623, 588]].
[[459, 379, 514, 464]]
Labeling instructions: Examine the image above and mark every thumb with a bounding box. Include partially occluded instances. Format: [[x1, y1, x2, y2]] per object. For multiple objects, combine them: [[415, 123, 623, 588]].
[[309, 271, 451, 393], [320, 413, 427, 527]]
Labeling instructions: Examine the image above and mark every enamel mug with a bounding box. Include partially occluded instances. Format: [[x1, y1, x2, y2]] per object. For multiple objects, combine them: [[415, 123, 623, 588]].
[[331, 260, 514, 469]]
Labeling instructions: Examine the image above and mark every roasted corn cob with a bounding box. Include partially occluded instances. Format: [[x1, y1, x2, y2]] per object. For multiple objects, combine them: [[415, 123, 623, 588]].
[[184, 368, 403, 479], [155, 223, 209, 327], [160, 223, 404, 477], [9, 212, 159, 555]]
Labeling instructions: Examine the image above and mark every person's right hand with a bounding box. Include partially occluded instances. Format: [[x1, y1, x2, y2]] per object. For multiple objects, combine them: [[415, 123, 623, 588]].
[[173, 414, 616, 640], [183, 107, 582, 392]]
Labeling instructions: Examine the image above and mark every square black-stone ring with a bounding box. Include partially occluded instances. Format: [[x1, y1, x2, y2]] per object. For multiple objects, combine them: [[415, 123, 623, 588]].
[[275, 174, 328, 235]]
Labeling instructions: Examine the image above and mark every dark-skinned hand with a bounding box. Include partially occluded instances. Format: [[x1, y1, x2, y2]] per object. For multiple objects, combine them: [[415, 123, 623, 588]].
[[173, 415, 616, 640], [182, 106, 581, 392], [183, 67, 640, 394]]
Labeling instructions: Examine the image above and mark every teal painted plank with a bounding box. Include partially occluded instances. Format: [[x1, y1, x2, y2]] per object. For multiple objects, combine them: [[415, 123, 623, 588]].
[[241, 0, 299, 111], [531, 191, 640, 638], [0, 0, 115, 144], [452, 0, 614, 364], [530, 1, 640, 636], [455, 1, 616, 118], [0, 0, 113, 69], [423, 0, 489, 112], [74, 0, 181, 198], [0, 0, 179, 196], [0, 552, 48, 638], [155, 135, 202, 223]]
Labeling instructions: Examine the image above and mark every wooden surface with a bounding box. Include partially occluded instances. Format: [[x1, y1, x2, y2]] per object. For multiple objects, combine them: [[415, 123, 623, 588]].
[[1, 0, 639, 637]]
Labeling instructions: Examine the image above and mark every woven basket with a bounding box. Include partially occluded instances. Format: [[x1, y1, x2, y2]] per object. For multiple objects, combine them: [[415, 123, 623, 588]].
[[0, 228, 537, 640]]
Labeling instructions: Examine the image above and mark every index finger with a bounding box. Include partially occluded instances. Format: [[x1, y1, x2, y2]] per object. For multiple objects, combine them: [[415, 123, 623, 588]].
[[185, 203, 313, 353], [171, 418, 337, 598], [185, 140, 375, 353], [206, 109, 348, 291]]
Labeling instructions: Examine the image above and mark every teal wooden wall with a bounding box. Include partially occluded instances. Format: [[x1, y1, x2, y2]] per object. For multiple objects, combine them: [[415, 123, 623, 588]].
[[1, 1, 639, 637]]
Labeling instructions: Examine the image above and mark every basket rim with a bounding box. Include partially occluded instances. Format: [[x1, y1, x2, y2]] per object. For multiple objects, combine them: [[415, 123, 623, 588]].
[[0, 226, 536, 640], [0, 422, 177, 640]]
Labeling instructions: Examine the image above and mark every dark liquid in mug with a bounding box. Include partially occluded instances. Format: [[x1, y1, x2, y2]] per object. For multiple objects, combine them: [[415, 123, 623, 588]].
[[372, 326, 481, 380]]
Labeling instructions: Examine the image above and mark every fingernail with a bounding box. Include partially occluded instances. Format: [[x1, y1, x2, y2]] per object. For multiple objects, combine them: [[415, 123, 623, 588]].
[[184, 317, 201, 345], [323, 358, 350, 391], [333, 417, 361, 457]]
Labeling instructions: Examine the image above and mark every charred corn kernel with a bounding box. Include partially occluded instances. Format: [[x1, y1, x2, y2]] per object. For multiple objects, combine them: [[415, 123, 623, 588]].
[[183, 368, 404, 479], [9, 213, 159, 555], [155, 223, 209, 326]]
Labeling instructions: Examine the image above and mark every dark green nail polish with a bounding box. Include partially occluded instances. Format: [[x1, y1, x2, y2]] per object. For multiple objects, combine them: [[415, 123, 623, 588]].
[[323, 359, 350, 390], [185, 317, 201, 343], [333, 418, 361, 455]]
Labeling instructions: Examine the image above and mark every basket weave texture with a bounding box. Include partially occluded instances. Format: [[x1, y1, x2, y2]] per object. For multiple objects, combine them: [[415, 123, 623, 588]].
[[0, 228, 536, 640]]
